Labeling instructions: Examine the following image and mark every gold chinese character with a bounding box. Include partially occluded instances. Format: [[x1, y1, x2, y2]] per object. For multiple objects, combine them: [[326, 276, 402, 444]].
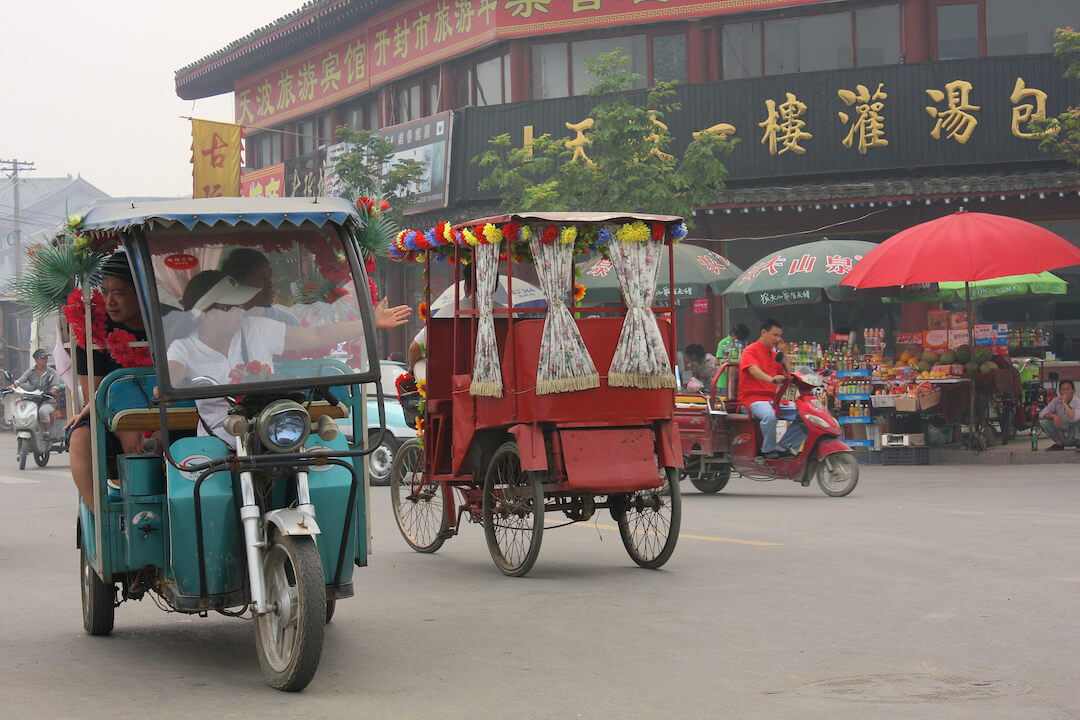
[[645, 112, 673, 161], [345, 40, 366, 84], [256, 79, 274, 118], [504, 0, 551, 19], [413, 10, 431, 51], [373, 30, 391, 67], [434, 1, 454, 43], [264, 176, 282, 197], [573, 0, 601, 10], [479, 0, 497, 24], [455, 0, 475, 33], [565, 118, 595, 164], [248, 182, 264, 198], [298, 62, 317, 101], [276, 69, 296, 110], [237, 89, 255, 125], [692, 123, 737, 140], [393, 20, 411, 60], [321, 52, 342, 93], [759, 92, 813, 155], [1010, 77, 1047, 139], [925, 80, 979, 144], [837, 83, 888, 154]]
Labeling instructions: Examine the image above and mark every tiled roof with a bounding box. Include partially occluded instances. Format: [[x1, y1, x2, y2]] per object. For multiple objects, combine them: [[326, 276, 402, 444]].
[[706, 168, 1080, 208], [175, 0, 387, 100]]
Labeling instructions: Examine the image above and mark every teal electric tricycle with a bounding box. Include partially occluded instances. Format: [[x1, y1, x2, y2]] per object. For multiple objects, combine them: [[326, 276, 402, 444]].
[[72, 198, 390, 691]]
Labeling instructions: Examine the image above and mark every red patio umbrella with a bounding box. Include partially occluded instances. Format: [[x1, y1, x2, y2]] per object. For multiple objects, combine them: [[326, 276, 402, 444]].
[[842, 210, 1080, 450]]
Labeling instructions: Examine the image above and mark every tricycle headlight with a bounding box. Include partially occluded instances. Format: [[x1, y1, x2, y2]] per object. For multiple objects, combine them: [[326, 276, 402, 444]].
[[256, 400, 310, 453]]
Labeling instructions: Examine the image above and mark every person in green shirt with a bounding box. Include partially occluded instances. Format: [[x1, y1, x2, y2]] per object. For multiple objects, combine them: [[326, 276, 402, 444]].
[[715, 323, 749, 394]]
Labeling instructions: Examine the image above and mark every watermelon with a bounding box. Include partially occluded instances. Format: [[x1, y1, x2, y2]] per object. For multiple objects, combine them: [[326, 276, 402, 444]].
[[939, 349, 957, 364], [974, 348, 992, 364], [979, 360, 998, 374], [956, 345, 972, 363], [917, 361, 932, 372], [920, 349, 940, 364]]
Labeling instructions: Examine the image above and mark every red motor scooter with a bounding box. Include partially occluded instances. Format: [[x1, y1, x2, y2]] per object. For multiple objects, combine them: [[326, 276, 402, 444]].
[[675, 363, 858, 497]]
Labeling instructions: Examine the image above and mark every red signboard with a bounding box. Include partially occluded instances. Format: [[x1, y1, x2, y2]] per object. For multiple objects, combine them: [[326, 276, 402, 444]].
[[163, 253, 199, 271], [233, 0, 823, 126], [240, 163, 286, 198]]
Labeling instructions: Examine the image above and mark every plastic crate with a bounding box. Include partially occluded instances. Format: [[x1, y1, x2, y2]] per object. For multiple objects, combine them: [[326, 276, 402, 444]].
[[877, 446, 930, 465]]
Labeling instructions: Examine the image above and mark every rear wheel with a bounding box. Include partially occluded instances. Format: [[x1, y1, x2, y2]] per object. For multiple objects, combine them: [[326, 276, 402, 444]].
[[17, 437, 27, 470], [390, 439, 448, 553], [367, 431, 398, 486], [80, 542, 115, 636], [690, 465, 731, 494], [254, 532, 326, 692], [34, 449, 49, 467], [482, 441, 543, 577], [817, 452, 859, 497], [612, 467, 681, 569]]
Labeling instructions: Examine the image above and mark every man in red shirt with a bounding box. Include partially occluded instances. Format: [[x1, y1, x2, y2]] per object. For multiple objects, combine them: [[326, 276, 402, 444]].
[[738, 318, 805, 459]]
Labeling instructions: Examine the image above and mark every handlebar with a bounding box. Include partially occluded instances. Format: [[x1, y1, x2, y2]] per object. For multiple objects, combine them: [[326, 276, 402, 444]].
[[709, 362, 736, 400]]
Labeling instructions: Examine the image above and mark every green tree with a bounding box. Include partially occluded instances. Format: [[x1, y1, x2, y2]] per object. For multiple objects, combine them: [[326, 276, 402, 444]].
[[1029, 27, 1080, 166], [331, 127, 427, 222], [475, 50, 736, 221]]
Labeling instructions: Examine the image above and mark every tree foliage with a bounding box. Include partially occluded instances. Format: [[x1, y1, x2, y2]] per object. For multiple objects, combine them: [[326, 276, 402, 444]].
[[474, 50, 736, 222], [331, 127, 427, 221], [1029, 27, 1080, 166]]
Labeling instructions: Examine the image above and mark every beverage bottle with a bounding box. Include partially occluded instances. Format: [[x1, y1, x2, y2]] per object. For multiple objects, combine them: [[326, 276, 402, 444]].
[[1031, 423, 1038, 451]]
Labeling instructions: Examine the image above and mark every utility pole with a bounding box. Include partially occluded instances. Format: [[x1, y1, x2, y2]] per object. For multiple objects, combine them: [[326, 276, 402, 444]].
[[1, 159, 36, 277]]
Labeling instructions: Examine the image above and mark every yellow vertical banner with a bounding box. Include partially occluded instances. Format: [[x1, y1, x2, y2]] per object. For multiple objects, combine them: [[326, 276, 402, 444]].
[[190, 119, 243, 198]]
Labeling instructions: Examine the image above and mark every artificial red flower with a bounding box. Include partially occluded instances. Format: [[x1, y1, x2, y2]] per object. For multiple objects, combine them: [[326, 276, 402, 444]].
[[356, 196, 375, 214], [541, 225, 558, 245], [365, 254, 376, 274], [246, 360, 264, 375], [418, 301, 429, 323], [327, 286, 351, 303], [501, 221, 521, 242], [651, 222, 666, 241], [368, 278, 378, 305], [104, 328, 152, 367], [379, 199, 390, 211], [573, 283, 586, 302]]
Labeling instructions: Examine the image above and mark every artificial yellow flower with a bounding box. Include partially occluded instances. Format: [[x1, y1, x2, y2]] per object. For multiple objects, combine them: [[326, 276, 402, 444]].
[[616, 221, 651, 243], [482, 223, 502, 244], [559, 226, 578, 245]]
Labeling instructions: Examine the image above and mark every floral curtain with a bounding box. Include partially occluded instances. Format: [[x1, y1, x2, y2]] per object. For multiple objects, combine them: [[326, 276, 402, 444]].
[[470, 242, 503, 397], [605, 227, 676, 389], [530, 228, 599, 395]]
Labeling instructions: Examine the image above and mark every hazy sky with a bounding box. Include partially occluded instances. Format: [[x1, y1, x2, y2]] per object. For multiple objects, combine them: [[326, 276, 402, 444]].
[[5, 1, 303, 198]]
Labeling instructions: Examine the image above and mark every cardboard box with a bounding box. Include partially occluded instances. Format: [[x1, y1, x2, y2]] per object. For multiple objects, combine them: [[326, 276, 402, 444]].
[[881, 433, 926, 447], [928, 310, 951, 329], [950, 311, 970, 329], [895, 390, 942, 413], [948, 330, 969, 349], [923, 329, 949, 350], [974, 323, 1008, 347]]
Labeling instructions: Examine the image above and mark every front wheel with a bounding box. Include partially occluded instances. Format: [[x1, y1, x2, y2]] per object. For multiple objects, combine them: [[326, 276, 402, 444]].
[[254, 532, 326, 692], [17, 437, 27, 470], [817, 452, 859, 497], [34, 449, 50, 467], [612, 468, 681, 569], [367, 431, 399, 486], [690, 465, 731, 494], [482, 441, 544, 577], [80, 543, 115, 635], [390, 438, 448, 553]]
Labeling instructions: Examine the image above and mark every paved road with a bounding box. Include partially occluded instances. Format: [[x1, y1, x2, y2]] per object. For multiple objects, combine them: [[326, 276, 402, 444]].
[[1, 436, 1077, 719]]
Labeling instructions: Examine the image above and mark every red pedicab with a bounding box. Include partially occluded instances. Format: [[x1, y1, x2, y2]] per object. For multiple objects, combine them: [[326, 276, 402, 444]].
[[387, 213, 685, 576]]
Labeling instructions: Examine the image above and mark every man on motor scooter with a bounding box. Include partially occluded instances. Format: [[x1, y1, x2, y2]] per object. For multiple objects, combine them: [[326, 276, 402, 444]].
[[738, 318, 807, 460], [8, 349, 60, 433]]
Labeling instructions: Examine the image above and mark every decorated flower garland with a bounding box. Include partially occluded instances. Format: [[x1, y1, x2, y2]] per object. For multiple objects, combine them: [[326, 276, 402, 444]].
[[61, 289, 152, 368], [386, 219, 687, 265], [229, 360, 272, 384]]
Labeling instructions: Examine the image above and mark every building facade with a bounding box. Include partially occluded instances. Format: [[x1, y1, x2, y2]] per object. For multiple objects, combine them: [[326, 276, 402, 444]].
[[176, 0, 1080, 354]]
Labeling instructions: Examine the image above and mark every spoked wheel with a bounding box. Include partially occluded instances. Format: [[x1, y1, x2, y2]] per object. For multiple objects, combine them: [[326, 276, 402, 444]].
[[17, 437, 28, 470], [482, 441, 543, 577], [80, 542, 115, 636], [611, 467, 681, 569], [690, 465, 731, 494], [390, 438, 448, 553], [817, 452, 859, 497], [254, 531, 326, 692], [34, 449, 50, 467], [367, 431, 398, 486]]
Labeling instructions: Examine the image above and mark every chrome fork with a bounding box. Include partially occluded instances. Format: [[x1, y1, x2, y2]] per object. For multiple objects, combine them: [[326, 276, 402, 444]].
[[236, 435, 271, 615]]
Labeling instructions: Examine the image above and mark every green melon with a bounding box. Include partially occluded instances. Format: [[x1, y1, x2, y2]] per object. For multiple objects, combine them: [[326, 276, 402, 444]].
[[956, 345, 972, 363], [920, 349, 940, 364], [979, 360, 998, 374], [974, 348, 992, 365], [917, 361, 932, 372], [963, 362, 976, 374], [939, 349, 957, 364]]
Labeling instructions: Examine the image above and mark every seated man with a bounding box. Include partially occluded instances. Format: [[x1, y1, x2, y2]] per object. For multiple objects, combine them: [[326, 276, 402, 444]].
[[9, 349, 60, 433], [683, 343, 718, 389], [737, 318, 806, 460], [1038, 379, 1080, 450], [65, 253, 148, 508]]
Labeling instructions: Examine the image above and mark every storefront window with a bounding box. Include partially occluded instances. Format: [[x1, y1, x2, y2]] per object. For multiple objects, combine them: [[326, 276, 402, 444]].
[[653, 34, 687, 84], [987, 0, 1072, 56], [799, 12, 853, 71], [532, 43, 569, 99], [936, 3, 979, 60], [476, 55, 504, 106], [571, 35, 647, 95], [344, 97, 378, 131], [856, 4, 901, 66], [722, 22, 762, 79], [764, 18, 799, 75]]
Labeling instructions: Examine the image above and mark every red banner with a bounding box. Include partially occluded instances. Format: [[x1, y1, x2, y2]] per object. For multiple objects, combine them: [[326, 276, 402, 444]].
[[241, 163, 285, 198], [233, 0, 822, 126]]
